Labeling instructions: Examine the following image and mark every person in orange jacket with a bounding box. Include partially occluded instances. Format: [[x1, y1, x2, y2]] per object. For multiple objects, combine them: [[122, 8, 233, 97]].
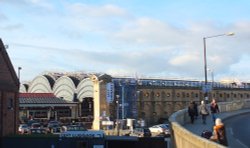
[[210, 118, 228, 146]]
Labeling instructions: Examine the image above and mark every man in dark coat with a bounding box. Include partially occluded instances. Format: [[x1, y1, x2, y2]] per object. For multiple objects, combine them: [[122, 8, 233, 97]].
[[188, 101, 196, 124]]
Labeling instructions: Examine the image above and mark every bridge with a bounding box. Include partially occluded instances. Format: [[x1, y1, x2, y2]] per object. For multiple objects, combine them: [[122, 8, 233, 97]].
[[169, 99, 250, 148]]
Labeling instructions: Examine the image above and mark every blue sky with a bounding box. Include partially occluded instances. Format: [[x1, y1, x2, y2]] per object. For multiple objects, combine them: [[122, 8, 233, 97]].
[[1, 0, 250, 83]]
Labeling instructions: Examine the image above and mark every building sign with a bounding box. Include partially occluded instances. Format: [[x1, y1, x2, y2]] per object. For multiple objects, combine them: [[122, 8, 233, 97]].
[[202, 84, 212, 93], [106, 82, 114, 103], [60, 131, 105, 138]]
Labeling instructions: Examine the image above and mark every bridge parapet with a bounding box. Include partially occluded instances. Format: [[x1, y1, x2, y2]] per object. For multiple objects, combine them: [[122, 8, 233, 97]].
[[169, 99, 250, 148]]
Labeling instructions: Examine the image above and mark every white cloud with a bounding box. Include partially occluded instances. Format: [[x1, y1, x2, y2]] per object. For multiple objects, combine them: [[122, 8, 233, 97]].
[[68, 3, 127, 17], [2, 1, 250, 82]]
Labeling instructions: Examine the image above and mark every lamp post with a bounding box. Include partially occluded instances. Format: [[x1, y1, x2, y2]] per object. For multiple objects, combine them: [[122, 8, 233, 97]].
[[203, 32, 234, 101], [18, 67, 22, 80]]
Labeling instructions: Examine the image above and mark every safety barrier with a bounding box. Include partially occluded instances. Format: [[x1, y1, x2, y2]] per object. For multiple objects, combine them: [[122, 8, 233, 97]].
[[169, 99, 250, 148]]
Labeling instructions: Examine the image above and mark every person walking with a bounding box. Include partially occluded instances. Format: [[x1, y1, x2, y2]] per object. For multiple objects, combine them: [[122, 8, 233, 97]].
[[188, 101, 196, 124], [210, 98, 220, 122], [193, 101, 198, 119], [210, 118, 228, 146], [199, 100, 209, 124]]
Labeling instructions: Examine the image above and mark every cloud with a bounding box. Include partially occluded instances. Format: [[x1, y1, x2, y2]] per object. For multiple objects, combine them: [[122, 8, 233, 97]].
[[1, 0, 53, 8], [0, 24, 23, 31], [67, 3, 128, 17], [3, 1, 250, 82], [0, 12, 7, 21]]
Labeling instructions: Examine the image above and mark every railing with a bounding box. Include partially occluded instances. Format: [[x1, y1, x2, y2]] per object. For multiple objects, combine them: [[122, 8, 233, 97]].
[[169, 99, 250, 148]]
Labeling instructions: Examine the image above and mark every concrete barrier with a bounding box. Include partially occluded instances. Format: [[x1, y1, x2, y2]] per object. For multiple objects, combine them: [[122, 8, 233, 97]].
[[169, 99, 250, 148]]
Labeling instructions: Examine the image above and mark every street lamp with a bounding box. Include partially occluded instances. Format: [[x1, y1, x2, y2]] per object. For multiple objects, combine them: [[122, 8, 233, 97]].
[[18, 67, 22, 80], [203, 32, 234, 101]]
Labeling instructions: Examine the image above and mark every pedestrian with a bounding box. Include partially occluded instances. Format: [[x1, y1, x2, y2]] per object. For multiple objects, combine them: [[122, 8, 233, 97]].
[[210, 118, 228, 146], [188, 101, 196, 124], [193, 101, 198, 119], [199, 100, 209, 124], [210, 98, 220, 122]]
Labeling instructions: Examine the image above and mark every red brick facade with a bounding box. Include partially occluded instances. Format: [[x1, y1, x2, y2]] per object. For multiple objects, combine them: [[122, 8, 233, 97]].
[[0, 39, 19, 136]]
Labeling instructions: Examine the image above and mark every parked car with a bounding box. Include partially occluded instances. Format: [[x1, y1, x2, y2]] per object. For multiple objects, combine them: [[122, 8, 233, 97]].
[[18, 124, 30, 134], [27, 120, 39, 127], [158, 124, 171, 136], [48, 121, 60, 126], [129, 128, 151, 137], [66, 125, 87, 131], [29, 128, 47, 134], [47, 121, 61, 133], [48, 124, 61, 133], [30, 123, 42, 129], [28, 122, 47, 134], [149, 124, 170, 137]]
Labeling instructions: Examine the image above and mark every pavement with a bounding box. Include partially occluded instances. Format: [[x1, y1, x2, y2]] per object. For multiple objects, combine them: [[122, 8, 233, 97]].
[[184, 109, 250, 147]]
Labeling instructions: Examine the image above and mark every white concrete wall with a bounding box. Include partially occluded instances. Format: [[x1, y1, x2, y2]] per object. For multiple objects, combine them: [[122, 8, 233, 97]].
[[169, 99, 250, 148]]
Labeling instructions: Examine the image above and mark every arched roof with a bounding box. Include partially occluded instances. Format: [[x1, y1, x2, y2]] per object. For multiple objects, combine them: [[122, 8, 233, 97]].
[[68, 76, 80, 87], [43, 74, 56, 88], [77, 78, 94, 102], [28, 75, 53, 93], [53, 76, 76, 102]]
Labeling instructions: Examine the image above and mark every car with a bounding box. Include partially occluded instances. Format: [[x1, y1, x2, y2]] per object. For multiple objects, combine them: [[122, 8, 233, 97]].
[[149, 124, 171, 137], [31, 123, 42, 129], [48, 121, 60, 126], [129, 128, 151, 137], [18, 124, 30, 134], [29, 128, 47, 134], [66, 125, 87, 131], [47, 121, 61, 133], [48, 124, 61, 133], [27, 120, 39, 127], [29, 122, 47, 134]]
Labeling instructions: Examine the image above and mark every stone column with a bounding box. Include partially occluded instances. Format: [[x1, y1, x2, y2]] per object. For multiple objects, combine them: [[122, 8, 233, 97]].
[[92, 75, 101, 130]]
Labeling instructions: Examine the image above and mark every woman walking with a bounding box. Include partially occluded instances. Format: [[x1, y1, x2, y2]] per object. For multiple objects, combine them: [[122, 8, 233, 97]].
[[210, 99, 220, 122], [199, 100, 209, 124]]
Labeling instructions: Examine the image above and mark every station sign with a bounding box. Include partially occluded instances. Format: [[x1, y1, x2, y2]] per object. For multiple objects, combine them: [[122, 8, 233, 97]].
[[60, 130, 105, 138]]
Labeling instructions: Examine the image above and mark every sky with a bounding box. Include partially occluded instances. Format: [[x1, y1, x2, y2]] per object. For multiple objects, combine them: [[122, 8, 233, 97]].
[[1, 0, 250, 83]]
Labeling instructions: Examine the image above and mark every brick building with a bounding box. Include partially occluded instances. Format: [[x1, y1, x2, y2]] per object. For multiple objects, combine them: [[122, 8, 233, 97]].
[[0, 39, 19, 136]]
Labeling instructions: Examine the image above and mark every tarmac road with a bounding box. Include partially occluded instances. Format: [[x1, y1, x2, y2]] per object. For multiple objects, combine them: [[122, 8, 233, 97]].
[[225, 113, 250, 148]]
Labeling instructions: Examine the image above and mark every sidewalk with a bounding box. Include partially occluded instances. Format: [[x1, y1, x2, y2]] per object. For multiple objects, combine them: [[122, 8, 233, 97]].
[[184, 114, 214, 136]]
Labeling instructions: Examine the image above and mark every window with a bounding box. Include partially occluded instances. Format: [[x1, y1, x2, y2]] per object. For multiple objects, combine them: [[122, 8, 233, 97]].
[[182, 92, 185, 98], [8, 98, 13, 110]]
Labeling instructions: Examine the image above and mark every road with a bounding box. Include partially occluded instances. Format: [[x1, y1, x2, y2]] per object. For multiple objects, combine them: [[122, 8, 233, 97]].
[[225, 113, 250, 148]]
